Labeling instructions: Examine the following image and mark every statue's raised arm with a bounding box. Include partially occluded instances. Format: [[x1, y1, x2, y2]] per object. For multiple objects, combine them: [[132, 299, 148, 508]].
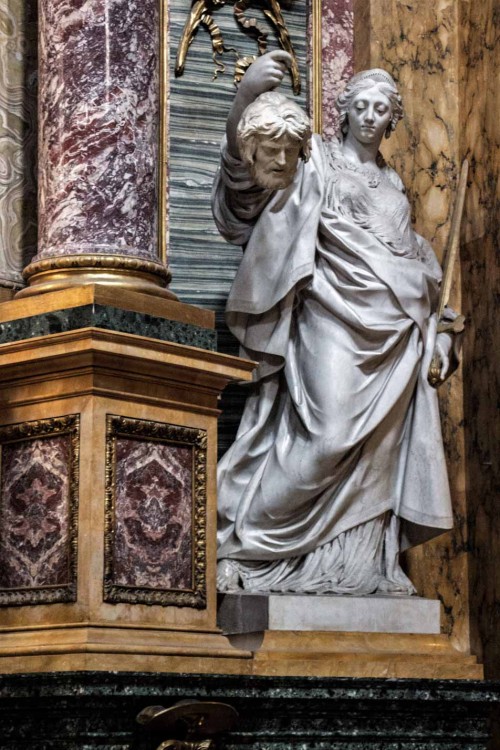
[[213, 61, 463, 596], [225, 50, 293, 158]]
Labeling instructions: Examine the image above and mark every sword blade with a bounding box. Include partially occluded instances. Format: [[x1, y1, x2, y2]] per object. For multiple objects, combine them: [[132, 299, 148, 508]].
[[437, 158, 469, 320]]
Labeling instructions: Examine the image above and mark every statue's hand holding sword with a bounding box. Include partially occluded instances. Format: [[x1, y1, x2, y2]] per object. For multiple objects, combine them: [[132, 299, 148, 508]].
[[428, 159, 468, 388]]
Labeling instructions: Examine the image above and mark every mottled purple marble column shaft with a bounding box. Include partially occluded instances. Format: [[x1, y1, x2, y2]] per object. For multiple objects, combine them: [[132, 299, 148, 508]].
[[37, 0, 160, 261], [321, 0, 354, 140]]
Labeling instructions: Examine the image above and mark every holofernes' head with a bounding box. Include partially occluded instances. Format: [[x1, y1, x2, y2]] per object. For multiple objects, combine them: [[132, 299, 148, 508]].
[[237, 91, 312, 189], [335, 69, 403, 140]]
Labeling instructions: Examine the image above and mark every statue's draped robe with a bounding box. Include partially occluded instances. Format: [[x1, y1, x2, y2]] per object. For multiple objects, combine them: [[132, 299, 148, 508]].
[[212, 136, 454, 594]]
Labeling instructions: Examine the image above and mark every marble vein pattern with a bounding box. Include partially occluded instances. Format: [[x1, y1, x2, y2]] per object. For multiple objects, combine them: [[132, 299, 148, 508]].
[[364, 0, 496, 657], [37, 0, 160, 261], [0, 0, 37, 286], [0, 436, 72, 589], [168, 0, 308, 457], [0, 304, 217, 350], [0, 673, 498, 748], [459, 0, 500, 678], [111, 438, 193, 590], [321, 0, 354, 140], [367, 0, 462, 252]]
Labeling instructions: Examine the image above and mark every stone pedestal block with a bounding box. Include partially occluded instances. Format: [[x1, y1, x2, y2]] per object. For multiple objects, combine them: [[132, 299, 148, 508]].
[[218, 592, 442, 634], [0, 287, 255, 673]]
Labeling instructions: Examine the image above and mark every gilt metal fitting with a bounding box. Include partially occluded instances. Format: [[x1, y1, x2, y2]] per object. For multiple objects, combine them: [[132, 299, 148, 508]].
[[137, 699, 239, 750]]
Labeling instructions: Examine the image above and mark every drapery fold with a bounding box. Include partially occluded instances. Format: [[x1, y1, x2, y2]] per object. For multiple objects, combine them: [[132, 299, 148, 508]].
[[212, 136, 454, 592]]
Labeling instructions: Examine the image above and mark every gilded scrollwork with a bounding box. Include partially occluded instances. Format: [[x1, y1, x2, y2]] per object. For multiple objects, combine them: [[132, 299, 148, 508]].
[[103, 415, 207, 609], [175, 0, 300, 94]]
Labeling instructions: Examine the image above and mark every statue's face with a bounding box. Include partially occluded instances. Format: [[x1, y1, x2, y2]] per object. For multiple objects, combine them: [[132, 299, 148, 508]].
[[250, 134, 302, 190], [347, 85, 392, 145]]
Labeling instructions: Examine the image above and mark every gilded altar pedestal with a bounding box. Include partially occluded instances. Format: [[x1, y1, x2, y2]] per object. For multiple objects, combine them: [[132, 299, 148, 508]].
[[0, 286, 255, 673], [0, 286, 485, 680]]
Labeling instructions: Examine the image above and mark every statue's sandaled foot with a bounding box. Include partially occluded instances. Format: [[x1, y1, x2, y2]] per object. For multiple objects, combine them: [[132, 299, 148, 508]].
[[217, 559, 243, 592]]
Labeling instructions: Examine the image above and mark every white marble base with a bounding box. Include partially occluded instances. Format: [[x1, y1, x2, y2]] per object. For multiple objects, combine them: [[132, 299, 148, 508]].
[[217, 593, 441, 635]]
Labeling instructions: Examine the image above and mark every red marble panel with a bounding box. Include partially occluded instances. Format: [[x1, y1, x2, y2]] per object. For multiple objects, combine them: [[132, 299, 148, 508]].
[[111, 438, 194, 591], [321, 0, 354, 139], [0, 436, 72, 590]]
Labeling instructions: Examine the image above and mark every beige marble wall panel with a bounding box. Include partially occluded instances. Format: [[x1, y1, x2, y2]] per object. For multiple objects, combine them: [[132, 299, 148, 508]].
[[366, 0, 461, 253], [0, 0, 37, 289], [364, 0, 471, 652], [459, 0, 500, 679]]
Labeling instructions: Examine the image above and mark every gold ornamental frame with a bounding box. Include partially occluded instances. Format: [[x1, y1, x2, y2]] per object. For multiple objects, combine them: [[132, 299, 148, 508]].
[[159, 0, 169, 266], [157, 0, 323, 262], [311, 0, 322, 134], [104, 415, 208, 609], [0, 415, 80, 607]]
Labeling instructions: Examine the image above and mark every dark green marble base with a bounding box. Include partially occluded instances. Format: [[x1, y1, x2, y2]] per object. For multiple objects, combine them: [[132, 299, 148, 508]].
[[0, 304, 217, 351], [0, 673, 498, 749]]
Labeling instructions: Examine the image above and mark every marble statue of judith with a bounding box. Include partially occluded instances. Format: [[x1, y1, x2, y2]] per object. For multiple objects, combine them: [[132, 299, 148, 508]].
[[212, 51, 460, 595]]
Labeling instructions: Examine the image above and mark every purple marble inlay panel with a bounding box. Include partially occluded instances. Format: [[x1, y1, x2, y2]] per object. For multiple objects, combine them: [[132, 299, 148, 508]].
[[0, 436, 72, 589], [112, 438, 193, 590], [321, 0, 354, 139], [37, 0, 160, 261]]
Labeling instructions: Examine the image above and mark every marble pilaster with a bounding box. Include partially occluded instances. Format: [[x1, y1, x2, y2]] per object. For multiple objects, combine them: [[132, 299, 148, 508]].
[[0, 0, 37, 294]]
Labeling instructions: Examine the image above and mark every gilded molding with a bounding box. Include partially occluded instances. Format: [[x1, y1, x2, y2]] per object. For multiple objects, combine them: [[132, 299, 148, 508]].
[[22, 254, 171, 281], [104, 415, 207, 609], [159, 0, 169, 267], [311, 0, 322, 133], [0, 415, 80, 607], [17, 254, 176, 300]]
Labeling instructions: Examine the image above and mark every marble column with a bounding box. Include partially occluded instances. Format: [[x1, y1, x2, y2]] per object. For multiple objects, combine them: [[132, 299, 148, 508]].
[[18, 0, 173, 298], [320, 0, 354, 140], [355, 0, 499, 677]]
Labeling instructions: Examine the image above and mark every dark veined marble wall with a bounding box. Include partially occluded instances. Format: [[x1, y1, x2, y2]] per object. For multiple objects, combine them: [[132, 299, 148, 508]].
[[360, 0, 474, 655], [459, 0, 500, 681]]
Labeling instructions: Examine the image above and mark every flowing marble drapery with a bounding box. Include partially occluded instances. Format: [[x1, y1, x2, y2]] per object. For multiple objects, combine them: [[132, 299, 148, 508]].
[[213, 135, 455, 593]]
